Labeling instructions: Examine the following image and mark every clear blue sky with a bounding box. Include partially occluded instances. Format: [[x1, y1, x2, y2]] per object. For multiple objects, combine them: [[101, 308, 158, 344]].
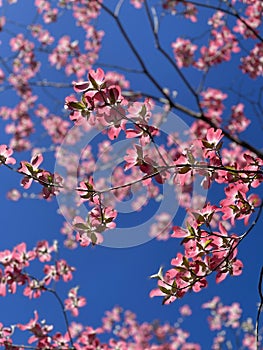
[[0, 1, 262, 347]]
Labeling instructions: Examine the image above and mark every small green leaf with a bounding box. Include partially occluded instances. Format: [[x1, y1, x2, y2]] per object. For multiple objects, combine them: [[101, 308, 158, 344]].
[[140, 104, 147, 117], [25, 163, 33, 173], [187, 150, 195, 164], [178, 165, 191, 174], [201, 140, 212, 148], [68, 101, 85, 110], [171, 280, 177, 293], [187, 223, 196, 236], [91, 232, 97, 245], [88, 74, 98, 89], [203, 239, 212, 249], [74, 223, 88, 230], [159, 286, 171, 295], [181, 276, 190, 282], [183, 256, 189, 268]]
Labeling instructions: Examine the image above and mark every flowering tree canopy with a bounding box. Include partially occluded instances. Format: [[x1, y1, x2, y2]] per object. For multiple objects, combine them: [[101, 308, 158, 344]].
[[0, 0, 262, 349]]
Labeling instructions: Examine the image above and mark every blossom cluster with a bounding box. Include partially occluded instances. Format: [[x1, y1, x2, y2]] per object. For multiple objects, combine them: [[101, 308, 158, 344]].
[[0, 1, 262, 349], [0, 299, 259, 349], [60, 69, 263, 302]]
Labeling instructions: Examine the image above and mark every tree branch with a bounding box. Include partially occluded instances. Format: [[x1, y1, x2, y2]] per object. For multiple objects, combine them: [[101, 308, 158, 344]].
[[256, 266, 263, 349]]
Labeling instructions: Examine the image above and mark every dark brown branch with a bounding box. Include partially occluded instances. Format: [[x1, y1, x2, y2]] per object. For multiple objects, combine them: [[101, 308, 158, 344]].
[[180, 0, 263, 43], [144, 0, 201, 102], [46, 288, 75, 349], [100, 3, 176, 108], [160, 200, 263, 300], [100, 3, 263, 160], [256, 266, 263, 349]]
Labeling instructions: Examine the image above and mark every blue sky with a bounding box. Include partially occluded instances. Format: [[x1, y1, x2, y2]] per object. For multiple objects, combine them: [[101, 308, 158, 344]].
[[0, 0, 263, 347]]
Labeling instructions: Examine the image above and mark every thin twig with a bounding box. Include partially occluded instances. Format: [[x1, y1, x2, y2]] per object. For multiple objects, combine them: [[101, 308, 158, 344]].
[[46, 288, 75, 349], [180, 0, 263, 42], [256, 266, 263, 349], [100, 3, 263, 160], [144, 0, 200, 101], [161, 200, 263, 299]]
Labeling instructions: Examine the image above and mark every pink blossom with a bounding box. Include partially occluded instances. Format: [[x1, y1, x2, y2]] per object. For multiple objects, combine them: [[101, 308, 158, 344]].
[[6, 189, 21, 201], [227, 103, 251, 134], [240, 42, 263, 78], [73, 215, 104, 247], [0, 145, 16, 165], [171, 38, 197, 68], [64, 287, 86, 317], [171, 226, 188, 238], [149, 213, 172, 240], [195, 27, 240, 71], [35, 240, 57, 262], [74, 68, 105, 93], [179, 305, 192, 316], [17, 310, 53, 344], [208, 11, 225, 28], [18, 153, 43, 189], [130, 0, 144, 9], [200, 88, 227, 126]]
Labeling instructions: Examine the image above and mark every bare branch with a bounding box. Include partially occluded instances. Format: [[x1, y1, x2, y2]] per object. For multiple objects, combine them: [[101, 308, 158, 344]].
[[256, 266, 263, 349]]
